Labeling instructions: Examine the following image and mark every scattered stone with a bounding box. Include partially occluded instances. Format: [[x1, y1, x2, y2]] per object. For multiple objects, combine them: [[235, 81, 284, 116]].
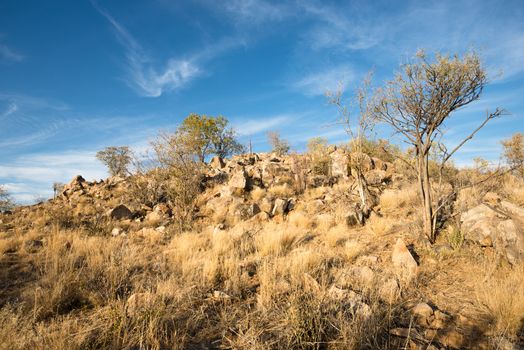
[[111, 227, 122, 236], [411, 302, 434, 327], [430, 310, 451, 330], [328, 286, 372, 319], [155, 226, 166, 233], [392, 238, 418, 281], [438, 329, 465, 349]]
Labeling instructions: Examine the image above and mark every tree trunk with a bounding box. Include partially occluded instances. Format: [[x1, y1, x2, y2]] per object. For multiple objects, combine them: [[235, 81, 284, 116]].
[[418, 152, 434, 242]]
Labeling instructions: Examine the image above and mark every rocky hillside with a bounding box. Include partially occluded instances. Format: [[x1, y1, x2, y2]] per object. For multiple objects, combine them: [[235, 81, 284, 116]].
[[0, 149, 523, 349]]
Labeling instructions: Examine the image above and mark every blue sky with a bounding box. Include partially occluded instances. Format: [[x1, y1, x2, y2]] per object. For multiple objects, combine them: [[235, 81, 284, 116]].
[[1, 0, 523, 203]]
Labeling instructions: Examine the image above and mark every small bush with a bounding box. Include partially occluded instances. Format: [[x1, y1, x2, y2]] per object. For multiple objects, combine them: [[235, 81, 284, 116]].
[[446, 225, 464, 251]]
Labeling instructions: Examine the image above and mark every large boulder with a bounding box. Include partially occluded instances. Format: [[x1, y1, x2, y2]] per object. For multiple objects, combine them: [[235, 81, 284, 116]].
[[330, 148, 350, 178], [108, 204, 133, 220], [229, 169, 248, 191], [461, 202, 524, 264]]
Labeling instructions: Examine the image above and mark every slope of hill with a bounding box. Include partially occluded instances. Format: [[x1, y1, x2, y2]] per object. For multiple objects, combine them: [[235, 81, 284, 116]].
[[0, 150, 523, 349]]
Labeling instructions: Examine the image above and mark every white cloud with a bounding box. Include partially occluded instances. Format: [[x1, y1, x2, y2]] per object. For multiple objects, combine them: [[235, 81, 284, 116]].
[[302, 2, 382, 51], [92, 2, 201, 97], [293, 65, 355, 96], [93, 2, 246, 97], [234, 114, 293, 136]]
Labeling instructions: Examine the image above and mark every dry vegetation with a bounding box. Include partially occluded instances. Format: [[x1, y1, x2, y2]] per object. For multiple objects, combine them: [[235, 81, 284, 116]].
[[1, 163, 523, 349]]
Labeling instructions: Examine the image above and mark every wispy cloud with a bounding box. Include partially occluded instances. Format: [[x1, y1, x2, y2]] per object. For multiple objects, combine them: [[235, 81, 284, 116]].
[[234, 114, 293, 136], [0, 43, 24, 62], [221, 0, 290, 24], [292, 65, 355, 96], [301, 2, 382, 51], [93, 2, 245, 97], [92, 2, 201, 97]]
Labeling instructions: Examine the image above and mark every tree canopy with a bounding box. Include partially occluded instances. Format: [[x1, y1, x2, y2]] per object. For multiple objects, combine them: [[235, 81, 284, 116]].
[[176, 114, 243, 162]]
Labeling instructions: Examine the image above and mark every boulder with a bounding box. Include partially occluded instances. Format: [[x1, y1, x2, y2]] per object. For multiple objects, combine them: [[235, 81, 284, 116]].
[[108, 204, 133, 220], [461, 203, 524, 264], [392, 238, 418, 281], [209, 156, 225, 169], [271, 198, 288, 216], [350, 152, 374, 172], [229, 169, 247, 190], [330, 148, 350, 178]]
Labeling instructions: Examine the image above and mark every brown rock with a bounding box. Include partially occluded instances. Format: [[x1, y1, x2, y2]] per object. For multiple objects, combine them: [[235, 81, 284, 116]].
[[411, 302, 434, 327], [209, 156, 225, 169], [229, 169, 247, 191], [392, 238, 418, 281]]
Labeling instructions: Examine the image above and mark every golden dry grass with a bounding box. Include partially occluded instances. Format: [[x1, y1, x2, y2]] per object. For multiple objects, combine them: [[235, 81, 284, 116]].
[[476, 263, 524, 340], [379, 184, 418, 215]]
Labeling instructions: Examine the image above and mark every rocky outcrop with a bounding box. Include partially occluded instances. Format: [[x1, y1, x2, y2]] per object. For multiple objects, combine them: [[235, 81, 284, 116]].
[[461, 201, 524, 264]]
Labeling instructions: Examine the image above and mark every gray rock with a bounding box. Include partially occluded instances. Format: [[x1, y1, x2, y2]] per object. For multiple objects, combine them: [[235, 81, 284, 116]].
[[109, 204, 133, 220], [271, 198, 288, 216]]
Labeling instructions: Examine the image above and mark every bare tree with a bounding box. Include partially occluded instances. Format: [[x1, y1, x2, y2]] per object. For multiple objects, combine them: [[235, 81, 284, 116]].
[[96, 146, 132, 177], [52, 182, 65, 198], [267, 131, 290, 156], [373, 50, 504, 242], [0, 185, 14, 211], [327, 72, 376, 212]]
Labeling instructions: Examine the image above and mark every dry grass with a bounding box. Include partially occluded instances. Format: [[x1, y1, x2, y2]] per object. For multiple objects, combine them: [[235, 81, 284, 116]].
[[250, 187, 265, 201], [476, 263, 524, 340], [268, 184, 295, 198], [379, 184, 418, 215], [503, 176, 524, 206], [287, 210, 314, 230], [365, 214, 395, 236], [2, 163, 523, 349]]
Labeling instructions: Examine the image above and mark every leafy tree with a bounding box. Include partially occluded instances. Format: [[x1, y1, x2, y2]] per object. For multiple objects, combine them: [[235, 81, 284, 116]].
[[267, 131, 290, 156], [502, 132, 524, 178], [373, 50, 504, 242], [96, 146, 132, 177], [176, 114, 243, 162], [0, 185, 14, 211]]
